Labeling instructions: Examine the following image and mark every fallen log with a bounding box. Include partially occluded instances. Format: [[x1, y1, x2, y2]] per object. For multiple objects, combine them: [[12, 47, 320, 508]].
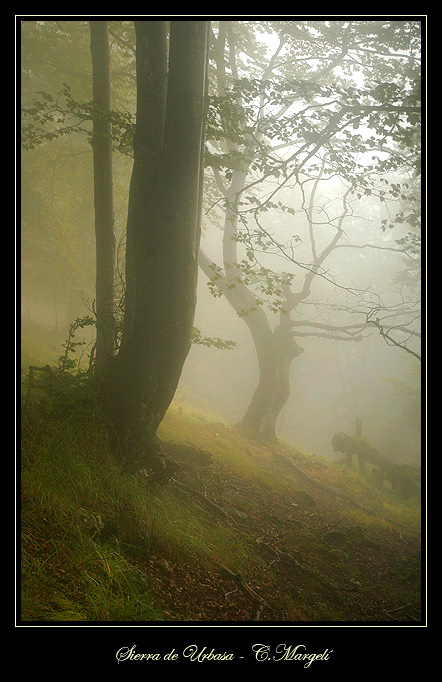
[[331, 432, 420, 498]]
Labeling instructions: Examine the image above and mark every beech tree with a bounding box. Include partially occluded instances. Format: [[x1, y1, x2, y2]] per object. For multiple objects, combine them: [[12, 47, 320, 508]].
[[21, 21, 102, 329], [21, 19, 420, 451], [104, 20, 210, 463], [201, 20, 421, 442], [22, 20, 216, 463], [90, 20, 117, 368]]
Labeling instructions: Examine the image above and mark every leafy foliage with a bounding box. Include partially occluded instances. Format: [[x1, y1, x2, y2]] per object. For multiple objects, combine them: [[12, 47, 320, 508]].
[[23, 316, 97, 419], [192, 327, 237, 350], [58, 315, 96, 372], [201, 20, 422, 367], [22, 83, 136, 156]]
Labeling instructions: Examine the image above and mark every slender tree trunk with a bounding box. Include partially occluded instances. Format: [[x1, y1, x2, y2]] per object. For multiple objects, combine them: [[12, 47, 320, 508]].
[[90, 20, 116, 367], [106, 20, 210, 463], [53, 285, 59, 329]]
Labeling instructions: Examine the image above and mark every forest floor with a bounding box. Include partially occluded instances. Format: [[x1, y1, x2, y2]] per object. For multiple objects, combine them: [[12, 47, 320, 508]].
[[136, 409, 422, 623], [20, 388, 422, 624]]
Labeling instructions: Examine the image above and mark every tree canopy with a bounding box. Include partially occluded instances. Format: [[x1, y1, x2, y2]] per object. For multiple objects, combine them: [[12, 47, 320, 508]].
[[20, 19, 422, 446]]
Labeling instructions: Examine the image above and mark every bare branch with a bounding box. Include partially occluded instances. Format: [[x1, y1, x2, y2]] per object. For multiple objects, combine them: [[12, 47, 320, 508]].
[[290, 320, 367, 335], [292, 330, 364, 341], [365, 309, 421, 361], [334, 241, 418, 262]]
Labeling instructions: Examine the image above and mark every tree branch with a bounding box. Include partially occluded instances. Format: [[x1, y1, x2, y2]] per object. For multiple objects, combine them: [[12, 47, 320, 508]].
[[365, 311, 421, 361]]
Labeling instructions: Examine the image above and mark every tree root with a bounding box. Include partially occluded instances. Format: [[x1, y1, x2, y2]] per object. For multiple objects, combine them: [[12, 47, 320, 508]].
[[274, 451, 359, 503], [274, 451, 420, 535], [210, 557, 274, 617], [172, 479, 239, 526], [173, 474, 358, 603]]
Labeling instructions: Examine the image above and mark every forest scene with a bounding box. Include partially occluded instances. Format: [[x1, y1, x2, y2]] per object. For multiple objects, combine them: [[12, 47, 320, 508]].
[[19, 18, 423, 625]]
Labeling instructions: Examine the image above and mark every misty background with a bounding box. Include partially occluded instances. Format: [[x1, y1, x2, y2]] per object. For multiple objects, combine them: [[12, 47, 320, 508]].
[[21, 19, 421, 467]]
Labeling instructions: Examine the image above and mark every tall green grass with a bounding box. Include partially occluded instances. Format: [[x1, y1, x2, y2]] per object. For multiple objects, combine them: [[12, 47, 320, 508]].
[[20, 405, 265, 621], [19, 323, 421, 623], [21, 412, 166, 621]]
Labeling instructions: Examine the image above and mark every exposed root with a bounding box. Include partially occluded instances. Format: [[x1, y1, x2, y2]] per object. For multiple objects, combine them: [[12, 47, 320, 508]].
[[274, 450, 420, 535]]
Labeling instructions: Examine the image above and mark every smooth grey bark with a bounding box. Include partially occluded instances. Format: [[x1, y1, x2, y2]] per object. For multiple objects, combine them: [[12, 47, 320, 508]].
[[90, 20, 116, 367], [106, 20, 210, 462], [202, 22, 384, 442], [199, 21, 304, 442], [199, 248, 303, 443]]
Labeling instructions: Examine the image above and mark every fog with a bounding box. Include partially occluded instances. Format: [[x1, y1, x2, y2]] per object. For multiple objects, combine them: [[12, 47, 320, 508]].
[[19, 19, 424, 630], [21, 19, 421, 468], [180, 193, 421, 466]]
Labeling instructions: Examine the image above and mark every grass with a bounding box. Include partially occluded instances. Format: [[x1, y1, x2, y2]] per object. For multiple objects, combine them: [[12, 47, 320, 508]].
[[21, 394, 420, 622], [21, 414, 166, 621], [20, 400, 422, 622], [19, 326, 422, 623], [159, 405, 296, 495], [20, 402, 269, 622]]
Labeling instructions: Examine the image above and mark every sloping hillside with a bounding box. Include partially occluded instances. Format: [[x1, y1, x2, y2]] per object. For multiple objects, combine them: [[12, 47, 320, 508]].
[[20, 393, 421, 623]]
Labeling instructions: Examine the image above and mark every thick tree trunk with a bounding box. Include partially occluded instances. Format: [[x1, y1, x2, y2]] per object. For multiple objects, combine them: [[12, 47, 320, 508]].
[[199, 22, 304, 443], [236, 318, 303, 442], [200, 250, 303, 443], [90, 20, 116, 367], [106, 21, 209, 464]]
